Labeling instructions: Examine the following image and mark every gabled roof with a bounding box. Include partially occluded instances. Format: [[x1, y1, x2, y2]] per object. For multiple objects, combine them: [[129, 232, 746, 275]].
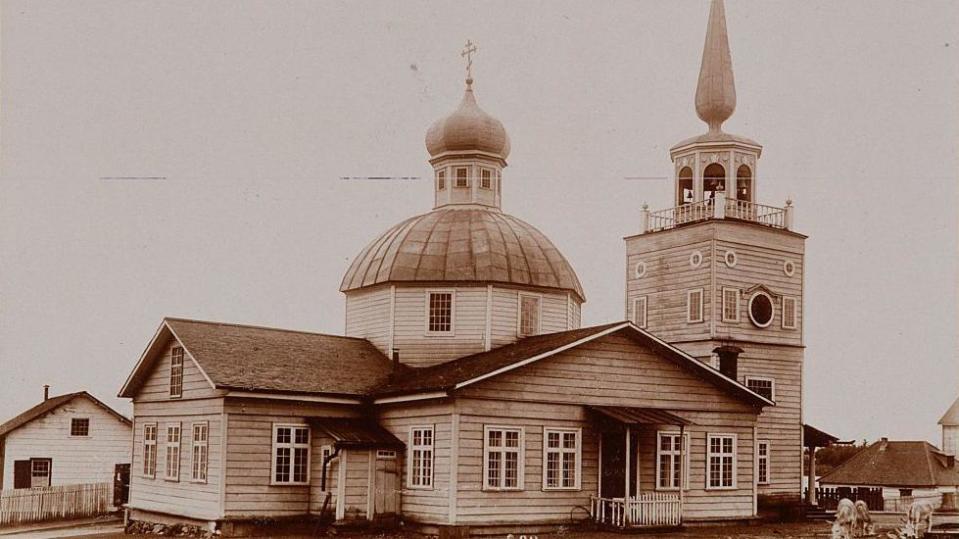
[[0, 392, 131, 438], [940, 396, 959, 426], [804, 423, 840, 448], [119, 318, 394, 398], [376, 321, 774, 408], [820, 440, 959, 488]]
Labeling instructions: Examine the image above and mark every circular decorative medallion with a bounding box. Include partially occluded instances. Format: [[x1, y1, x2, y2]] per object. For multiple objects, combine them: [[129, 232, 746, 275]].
[[634, 261, 647, 278], [690, 251, 703, 268], [724, 250, 738, 268], [748, 292, 774, 328], [783, 260, 796, 277]]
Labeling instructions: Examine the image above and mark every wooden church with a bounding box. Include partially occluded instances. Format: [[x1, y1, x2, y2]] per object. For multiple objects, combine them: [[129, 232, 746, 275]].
[[118, 1, 809, 535]]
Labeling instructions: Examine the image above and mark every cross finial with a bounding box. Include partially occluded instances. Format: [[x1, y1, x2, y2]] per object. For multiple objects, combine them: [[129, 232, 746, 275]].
[[461, 40, 478, 87]]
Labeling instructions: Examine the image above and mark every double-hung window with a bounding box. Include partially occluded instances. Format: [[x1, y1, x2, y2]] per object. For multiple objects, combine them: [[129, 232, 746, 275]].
[[480, 169, 492, 189], [192, 422, 209, 482], [518, 294, 541, 337], [426, 291, 454, 334], [687, 289, 704, 323], [632, 296, 648, 328], [143, 424, 157, 477], [722, 287, 740, 322], [408, 426, 434, 489], [706, 434, 736, 489], [745, 376, 775, 401], [170, 347, 184, 398], [484, 426, 523, 490], [543, 428, 579, 490], [165, 424, 181, 481], [656, 431, 689, 490], [455, 167, 469, 188], [782, 296, 798, 329], [272, 424, 310, 484], [757, 440, 770, 485], [437, 170, 446, 190]]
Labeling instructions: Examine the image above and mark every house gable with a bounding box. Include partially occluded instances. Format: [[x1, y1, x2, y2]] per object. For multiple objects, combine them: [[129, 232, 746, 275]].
[[457, 331, 759, 414], [119, 321, 218, 401]]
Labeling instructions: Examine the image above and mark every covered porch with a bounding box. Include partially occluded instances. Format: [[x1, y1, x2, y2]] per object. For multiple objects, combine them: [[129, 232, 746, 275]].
[[588, 406, 692, 529]]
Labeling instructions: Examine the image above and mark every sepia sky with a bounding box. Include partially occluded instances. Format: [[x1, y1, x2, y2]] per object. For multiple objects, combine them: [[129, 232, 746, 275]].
[[1, 1, 957, 445]]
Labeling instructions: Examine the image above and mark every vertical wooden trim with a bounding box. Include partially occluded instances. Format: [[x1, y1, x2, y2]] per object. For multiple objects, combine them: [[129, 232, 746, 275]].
[[597, 433, 603, 497], [336, 448, 347, 520], [679, 425, 685, 520], [448, 411, 460, 524], [752, 425, 759, 516], [484, 285, 493, 351], [624, 427, 631, 501], [366, 450, 375, 520], [566, 292, 572, 330], [388, 285, 396, 352], [635, 432, 641, 495], [710, 238, 717, 337], [218, 412, 228, 519]]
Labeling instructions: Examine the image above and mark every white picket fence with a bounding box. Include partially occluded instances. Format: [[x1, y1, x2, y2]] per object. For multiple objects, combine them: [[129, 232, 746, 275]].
[[0, 482, 113, 526], [591, 492, 682, 528]]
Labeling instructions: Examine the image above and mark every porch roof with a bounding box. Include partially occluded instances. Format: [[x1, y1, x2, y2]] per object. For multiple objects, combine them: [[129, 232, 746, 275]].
[[307, 417, 405, 449], [589, 406, 693, 427]]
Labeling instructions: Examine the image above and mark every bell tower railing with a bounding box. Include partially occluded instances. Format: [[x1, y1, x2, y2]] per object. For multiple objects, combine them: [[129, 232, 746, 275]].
[[641, 193, 793, 233]]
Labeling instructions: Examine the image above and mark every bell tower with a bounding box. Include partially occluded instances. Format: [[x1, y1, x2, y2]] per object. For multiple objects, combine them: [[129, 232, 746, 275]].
[[626, 0, 805, 511]]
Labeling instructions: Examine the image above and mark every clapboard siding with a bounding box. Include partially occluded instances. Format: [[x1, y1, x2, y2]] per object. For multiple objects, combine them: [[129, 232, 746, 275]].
[[341, 449, 371, 520], [2, 397, 131, 490], [344, 285, 392, 354], [391, 286, 487, 367], [308, 433, 339, 514], [135, 337, 218, 403], [377, 402, 453, 525], [490, 287, 577, 348], [129, 399, 222, 520], [221, 399, 359, 518]]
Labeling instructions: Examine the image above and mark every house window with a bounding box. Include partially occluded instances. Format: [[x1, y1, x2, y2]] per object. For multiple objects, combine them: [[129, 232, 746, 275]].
[[408, 426, 434, 489], [543, 428, 580, 490], [745, 377, 775, 401], [782, 296, 798, 329], [272, 424, 310, 485], [706, 434, 736, 489], [757, 440, 770, 485], [455, 167, 469, 188], [722, 287, 739, 322], [484, 426, 523, 490], [376, 450, 397, 459], [426, 291, 454, 334], [165, 424, 181, 481], [687, 289, 704, 323], [143, 424, 157, 478], [437, 170, 446, 190], [31, 458, 52, 488], [481, 169, 492, 189], [70, 418, 90, 437], [191, 422, 209, 482], [632, 296, 648, 328], [170, 347, 184, 398], [518, 294, 541, 337], [656, 432, 690, 490]]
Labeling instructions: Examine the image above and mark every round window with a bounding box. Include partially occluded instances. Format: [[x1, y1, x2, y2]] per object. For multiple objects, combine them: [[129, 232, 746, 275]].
[[748, 292, 774, 328], [783, 260, 796, 277], [690, 251, 703, 268], [724, 250, 738, 268], [634, 261, 647, 278]]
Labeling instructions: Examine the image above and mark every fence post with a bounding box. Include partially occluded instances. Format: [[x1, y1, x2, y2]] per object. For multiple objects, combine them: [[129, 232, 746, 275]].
[[784, 199, 794, 229], [641, 203, 650, 233]]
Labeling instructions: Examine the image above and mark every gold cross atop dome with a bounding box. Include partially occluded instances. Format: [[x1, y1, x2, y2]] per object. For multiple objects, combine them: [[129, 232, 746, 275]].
[[461, 40, 478, 87]]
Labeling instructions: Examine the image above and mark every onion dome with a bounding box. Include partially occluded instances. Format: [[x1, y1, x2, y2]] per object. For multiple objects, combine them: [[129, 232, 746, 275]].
[[340, 207, 584, 301], [425, 80, 511, 161], [695, 0, 737, 132]]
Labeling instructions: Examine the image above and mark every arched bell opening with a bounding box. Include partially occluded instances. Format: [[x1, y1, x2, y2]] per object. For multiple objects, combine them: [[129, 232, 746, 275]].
[[677, 167, 694, 206], [703, 163, 726, 200], [736, 165, 753, 202]]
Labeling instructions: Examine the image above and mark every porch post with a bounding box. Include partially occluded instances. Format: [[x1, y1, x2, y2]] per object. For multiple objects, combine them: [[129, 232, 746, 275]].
[[625, 427, 631, 500], [597, 433, 603, 497], [679, 424, 686, 520], [807, 445, 817, 506]]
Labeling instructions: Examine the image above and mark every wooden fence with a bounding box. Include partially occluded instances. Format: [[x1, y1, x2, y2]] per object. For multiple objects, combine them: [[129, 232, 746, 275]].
[[0, 482, 113, 526], [809, 486, 885, 511]]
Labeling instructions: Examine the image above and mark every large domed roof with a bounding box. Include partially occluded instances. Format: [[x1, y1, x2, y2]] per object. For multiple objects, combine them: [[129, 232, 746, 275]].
[[340, 208, 584, 301], [425, 83, 510, 160]]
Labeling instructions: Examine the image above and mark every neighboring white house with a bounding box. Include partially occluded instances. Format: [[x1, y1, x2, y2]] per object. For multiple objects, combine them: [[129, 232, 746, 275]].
[[0, 390, 132, 490]]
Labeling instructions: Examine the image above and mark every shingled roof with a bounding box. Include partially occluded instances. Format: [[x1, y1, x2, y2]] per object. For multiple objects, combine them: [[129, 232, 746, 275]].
[[820, 439, 959, 488], [119, 318, 394, 398], [0, 392, 130, 438]]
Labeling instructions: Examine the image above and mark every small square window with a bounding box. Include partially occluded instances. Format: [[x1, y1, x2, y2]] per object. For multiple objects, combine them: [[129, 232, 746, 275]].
[[746, 377, 774, 401], [71, 418, 90, 437], [455, 168, 469, 188]]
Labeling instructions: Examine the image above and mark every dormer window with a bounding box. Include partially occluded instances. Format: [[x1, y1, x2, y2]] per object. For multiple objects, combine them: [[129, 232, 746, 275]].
[[437, 170, 446, 191], [481, 169, 492, 189], [170, 347, 184, 398], [455, 167, 469, 188]]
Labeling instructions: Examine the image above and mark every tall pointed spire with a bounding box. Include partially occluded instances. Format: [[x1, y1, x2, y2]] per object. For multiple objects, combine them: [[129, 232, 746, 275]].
[[695, 0, 736, 132]]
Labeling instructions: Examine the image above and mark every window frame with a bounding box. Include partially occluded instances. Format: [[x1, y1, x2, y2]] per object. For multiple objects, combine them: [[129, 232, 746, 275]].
[[143, 423, 158, 478], [757, 439, 770, 485], [542, 427, 581, 491], [164, 423, 181, 482], [454, 167, 469, 188], [407, 425, 435, 490], [517, 292, 542, 337], [30, 458, 52, 488], [687, 289, 704, 323], [722, 287, 740, 322], [191, 422, 209, 483], [437, 169, 446, 191], [480, 168, 493, 189], [655, 431, 690, 491], [483, 425, 525, 491], [632, 296, 648, 328], [169, 346, 184, 398], [705, 433, 738, 490], [70, 417, 90, 437], [270, 423, 310, 486], [745, 376, 775, 402], [748, 291, 775, 328], [424, 289, 456, 336], [782, 296, 798, 329]]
